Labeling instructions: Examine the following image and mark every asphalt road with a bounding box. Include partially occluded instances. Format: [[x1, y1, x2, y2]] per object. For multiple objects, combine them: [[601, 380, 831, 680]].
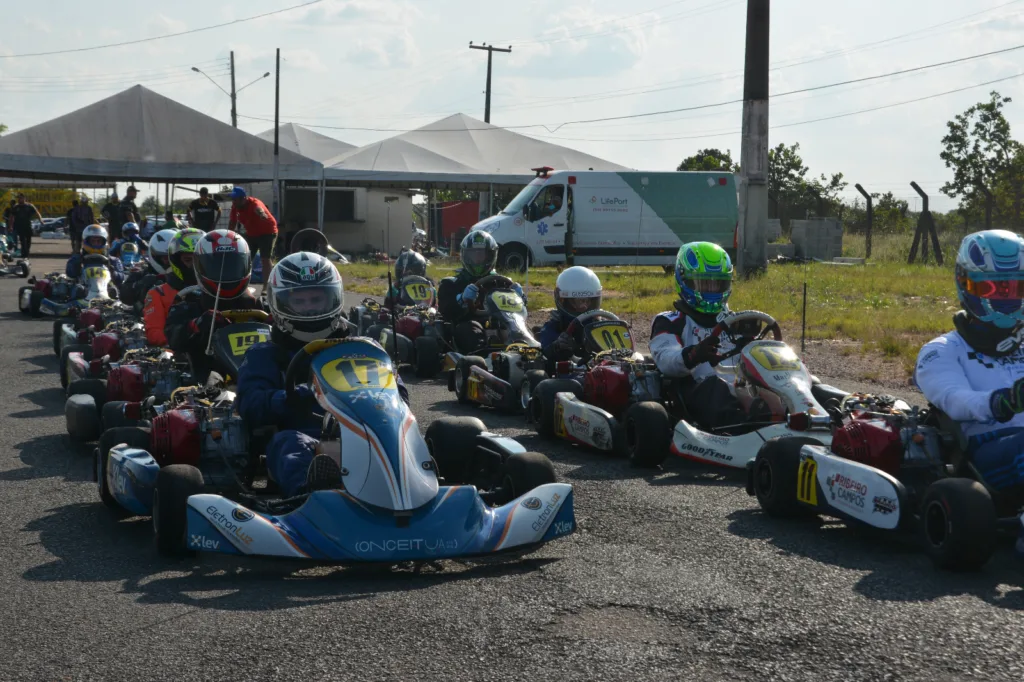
[[1, 245, 1023, 681]]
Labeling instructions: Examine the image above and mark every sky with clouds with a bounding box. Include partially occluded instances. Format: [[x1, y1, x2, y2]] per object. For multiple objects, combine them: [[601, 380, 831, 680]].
[[1, 0, 1022, 211]]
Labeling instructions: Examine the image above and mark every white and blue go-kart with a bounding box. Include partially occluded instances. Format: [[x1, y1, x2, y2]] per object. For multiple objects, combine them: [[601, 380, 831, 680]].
[[109, 337, 575, 561]]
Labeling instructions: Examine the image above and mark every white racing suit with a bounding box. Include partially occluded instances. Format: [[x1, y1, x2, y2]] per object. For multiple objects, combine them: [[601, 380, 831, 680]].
[[650, 310, 746, 430], [915, 330, 1024, 490]]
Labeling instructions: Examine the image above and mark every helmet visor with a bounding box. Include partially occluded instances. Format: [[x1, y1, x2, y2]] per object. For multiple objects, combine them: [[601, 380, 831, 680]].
[[961, 276, 1024, 300], [559, 293, 602, 315], [196, 250, 251, 284], [85, 236, 106, 249], [685, 277, 731, 295], [463, 248, 490, 266], [271, 284, 343, 321]]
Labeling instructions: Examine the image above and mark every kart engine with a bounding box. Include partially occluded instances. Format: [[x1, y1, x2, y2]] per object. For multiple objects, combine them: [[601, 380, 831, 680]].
[[395, 314, 423, 340], [107, 365, 147, 403], [91, 331, 122, 362], [150, 396, 251, 482], [830, 418, 904, 478], [34, 278, 52, 298], [584, 364, 632, 414], [77, 308, 103, 331], [151, 408, 202, 466]]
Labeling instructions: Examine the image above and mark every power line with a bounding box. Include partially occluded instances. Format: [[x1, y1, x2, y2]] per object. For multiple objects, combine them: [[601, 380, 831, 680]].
[[0, 59, 226, 82], [0, 70, 232, 93], [0, 0, 324, 59]]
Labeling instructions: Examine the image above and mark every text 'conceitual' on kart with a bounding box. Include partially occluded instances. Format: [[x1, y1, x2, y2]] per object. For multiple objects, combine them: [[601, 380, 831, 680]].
[[97, 337, 576, 562], [447, 274, 547, 412], [529, 310, 845, 468]]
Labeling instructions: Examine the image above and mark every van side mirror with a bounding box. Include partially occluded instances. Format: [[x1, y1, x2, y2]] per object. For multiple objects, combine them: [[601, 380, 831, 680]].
[[522, 205, 530, 220]]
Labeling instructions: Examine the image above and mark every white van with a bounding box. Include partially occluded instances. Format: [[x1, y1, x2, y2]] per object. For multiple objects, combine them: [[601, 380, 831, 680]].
[[472, 168, 738, 270]]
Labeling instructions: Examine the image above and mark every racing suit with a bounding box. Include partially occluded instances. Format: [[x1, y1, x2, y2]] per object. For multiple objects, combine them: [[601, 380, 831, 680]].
[[235, 329, 410, 497], [537, 310, 591, 373], [437, 269, 524, 353], [915, 327, 1024, 490], [119, 264, 162, 312], [164, 285, 263, 382], [141, 270, 188, 347], [65, 254, 125, 285], [650, 302, 746, 430]]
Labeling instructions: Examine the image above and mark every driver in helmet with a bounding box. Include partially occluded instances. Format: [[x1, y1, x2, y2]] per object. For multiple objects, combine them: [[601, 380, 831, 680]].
[[109, 221, 148, 260], [236, 252, 409, 497], [66, 224, 125, 285], [385, 248, 432, 308], [164, 229, 262, 382], [539, 266, 604, 366], [142, 229, 201, 347], [437, 230, 525, 352], [650, 241, 747, 431], [916, 230, 1024, 495], [119, 227, 177, 309]]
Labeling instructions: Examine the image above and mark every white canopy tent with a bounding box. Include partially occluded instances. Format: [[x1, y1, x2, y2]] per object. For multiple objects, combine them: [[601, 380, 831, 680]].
[[256, 123, 355, 163], [0, 85, 323, 183]]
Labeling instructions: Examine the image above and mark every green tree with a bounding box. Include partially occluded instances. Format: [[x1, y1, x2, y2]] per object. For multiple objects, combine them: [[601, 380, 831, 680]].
[[940, 91, 1024, 229], [677, 148, 739, 172], [0, 122, 7, 135]]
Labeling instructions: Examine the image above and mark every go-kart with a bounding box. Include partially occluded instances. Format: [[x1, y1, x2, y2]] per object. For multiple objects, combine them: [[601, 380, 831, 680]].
[[446, 275, 543, 412], [0, 235, 29, 278], [118, 242, 142, 268], [373, 276, 451, 378], [97, 337, 576, 562], [18, 255, 117, 318], [53, 298, 136, 360], [747, 394, 1022, 571], [182, 309, 273, 384], [59, 318, 147, 389]]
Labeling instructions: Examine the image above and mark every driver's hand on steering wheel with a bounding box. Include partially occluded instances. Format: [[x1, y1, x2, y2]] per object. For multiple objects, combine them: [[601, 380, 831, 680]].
[[271, 384, 314, 417], [683, 335, 721, 369], [730, 318, 762, 338], [459, 283, 479, 307], [188, 310, 228, 336], [553, 331, 575, 353]]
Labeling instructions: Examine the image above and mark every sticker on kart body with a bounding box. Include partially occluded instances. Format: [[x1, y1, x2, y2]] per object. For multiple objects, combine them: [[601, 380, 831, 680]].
[[809, 451, 901, 530], [749, 344, 802, 372], [404, 282, 434, 303], [797, 456, 818, 505], [587, 321, 633, 351], [491, 292, 524, 312], [320, 356, 396, 392], [554, 401, 566, 438], [228, 330, 269, 356]]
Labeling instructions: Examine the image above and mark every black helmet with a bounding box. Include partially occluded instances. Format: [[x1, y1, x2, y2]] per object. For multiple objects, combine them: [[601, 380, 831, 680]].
[[395, 250, 428, 281], [267, 252, 345, 342], [289, 228, 330, 256], [460, 230, 498, 278], [194, 229, 252, 299]]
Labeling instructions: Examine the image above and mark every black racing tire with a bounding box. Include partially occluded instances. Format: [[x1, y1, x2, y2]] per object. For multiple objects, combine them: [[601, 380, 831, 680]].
[[424, 416, 487, 484], [492, 353, 512, 383], [497, 243, 529, 273], [52, 320, 64, 356], [102, 401, 138, 430], [531, 378, 583, 439], [454, 356, 487, 405], [752, 436, 823, 518], [68, 378, 108, 406], [29, 289, 43, 317], [17, 286, 32, 314], [501, 452, 557, 499], [59, 344, 92, 390], [414, 335, 442, 378], [520, 369, 549, 414], [65, 394, 103, 442], [365, 324, 385, 344], [921, 478, 997, 571], [623, 401, 672, 467], [153, 464, 205, 557], [17, 261, 30, 278]]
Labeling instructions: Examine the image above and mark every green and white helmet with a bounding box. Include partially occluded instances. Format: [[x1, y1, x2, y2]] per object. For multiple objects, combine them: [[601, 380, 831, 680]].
[[460, 230, 498, 277], [674, 241, 733, 314]]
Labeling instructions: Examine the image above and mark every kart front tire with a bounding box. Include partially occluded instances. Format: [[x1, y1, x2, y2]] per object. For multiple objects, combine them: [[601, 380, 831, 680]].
[[17, 261, 30, 278], [501, 452, 557, 501], [425, 416, 486, 484], [752, 436, 822, 518], [17, 286, 31, 314], [102, 401, 138, 430], [29, 289, 43, 317], [414, 335, 442, 378], [153, 464, 205, 558], [68, 378, 107, 406], [65, 394, 103, 442], [624, 401, 671, 468], [921, 478, 997, 571], [454, 356, 487, 405], [52, 320, 64, 356], [520, 370, 548, 413], [531, 378, 582, 439]]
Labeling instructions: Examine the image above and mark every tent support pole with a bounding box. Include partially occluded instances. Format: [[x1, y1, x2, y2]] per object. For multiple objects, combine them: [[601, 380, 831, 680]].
[[317, 173, 325, 232]]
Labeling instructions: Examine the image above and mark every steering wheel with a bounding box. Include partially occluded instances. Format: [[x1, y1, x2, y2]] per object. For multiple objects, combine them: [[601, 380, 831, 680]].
[[564, 309, 622, 338], [706, 310, 782, 365], [467, 274, 515, 310], [221, 309, 270, 324]]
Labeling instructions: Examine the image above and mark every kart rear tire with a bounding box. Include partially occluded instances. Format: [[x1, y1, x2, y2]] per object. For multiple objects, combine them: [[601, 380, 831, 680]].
[[425, 416, 486, 484], [17, 286, 32, 314], [17, 261, 30, 278], [59, 344, 92, 390], [29, 289, 43, 317], [153, 464, 205, 558], [493, 353, 512, 383], [366, 324, 385, 344], [65, 394, 103, 442], [752, 436, 822, 518], [531, 378, 583, 439], [102, 401, 138, 430], [52, 320, 64, 356], [68, 378, 107, 406], [624, 401, 671, 468], [520, 370, 549, 414], [414, 335, 442, 377], [454, 356, 487, 405], [95, 427, 151, 511], [921, 478, 997, 571], [501, 452, 557, 500]]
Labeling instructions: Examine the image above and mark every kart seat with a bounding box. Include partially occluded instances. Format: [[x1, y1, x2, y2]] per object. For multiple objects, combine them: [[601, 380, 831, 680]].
[[811, 382, 848, 411]]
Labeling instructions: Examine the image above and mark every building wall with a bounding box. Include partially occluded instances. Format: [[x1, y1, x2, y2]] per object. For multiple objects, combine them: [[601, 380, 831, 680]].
[[323, 190, 414, 257]]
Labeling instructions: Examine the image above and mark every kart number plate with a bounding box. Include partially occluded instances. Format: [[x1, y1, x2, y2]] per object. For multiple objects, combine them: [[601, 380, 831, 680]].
[[797, 456, 818, 505], [321, 356, 396, 392], [404, 282, 434, 303], [228, 331, 270, 356], [84, 266, 106, 279], [588, 322, 633, 351], [491, 292, 523, 312], [554, 401, 566, 437], [750, 345, 801, 372]]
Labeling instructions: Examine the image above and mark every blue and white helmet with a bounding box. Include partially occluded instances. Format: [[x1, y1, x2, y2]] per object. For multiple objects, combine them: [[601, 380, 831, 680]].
[[955, 230, 1024, 329]]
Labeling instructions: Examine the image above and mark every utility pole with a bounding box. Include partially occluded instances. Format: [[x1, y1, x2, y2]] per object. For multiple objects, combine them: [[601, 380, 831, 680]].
[[738, 0, 770, 276], [230, 51, 237, 128], [272, 47, 281, 221], [468, 42, 512, 123]]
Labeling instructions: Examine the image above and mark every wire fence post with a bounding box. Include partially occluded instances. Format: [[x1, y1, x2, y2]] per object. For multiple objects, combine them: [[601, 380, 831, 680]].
[[855, 183, 872, 259]]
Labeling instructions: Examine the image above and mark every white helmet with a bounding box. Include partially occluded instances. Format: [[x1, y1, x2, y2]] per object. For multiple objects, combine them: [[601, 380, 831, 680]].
[[554, 266, 602, 318], [147, 228, 178, 275]]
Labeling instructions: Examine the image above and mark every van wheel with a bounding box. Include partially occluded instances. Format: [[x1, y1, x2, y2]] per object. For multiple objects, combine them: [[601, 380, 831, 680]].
[[498, 244, 529, 273]]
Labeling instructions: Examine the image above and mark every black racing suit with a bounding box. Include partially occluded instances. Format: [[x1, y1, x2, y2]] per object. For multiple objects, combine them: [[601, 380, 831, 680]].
[[437, 268, 498, 353], [120, 263, 163, 313]]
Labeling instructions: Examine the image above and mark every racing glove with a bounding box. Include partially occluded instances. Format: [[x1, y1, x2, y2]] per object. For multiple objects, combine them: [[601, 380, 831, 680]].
[[270, 385, 315, 417], [552, 331, 576, 353], [682, 335, 721, 370], [458, 283, 479, 307], [990, 377, 1024, 423], [187, 310, 228, 337]]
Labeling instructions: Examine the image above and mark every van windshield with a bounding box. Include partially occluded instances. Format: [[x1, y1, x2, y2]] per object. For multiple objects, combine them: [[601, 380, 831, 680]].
[[501, 179, 546, 215]]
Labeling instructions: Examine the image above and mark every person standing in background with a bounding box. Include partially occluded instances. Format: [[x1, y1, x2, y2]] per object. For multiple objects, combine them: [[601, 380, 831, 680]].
[[187, 187, 221, 233], [102, 193, 120, 234], [226, 186, 277, 291], [116, 185, 141, 240], [11, 194, 44, 258], [69, 195, 95, 254]]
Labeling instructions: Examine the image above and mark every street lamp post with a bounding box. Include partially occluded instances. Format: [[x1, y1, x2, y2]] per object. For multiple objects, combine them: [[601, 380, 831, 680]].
[[191, 55, 270, 128]]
